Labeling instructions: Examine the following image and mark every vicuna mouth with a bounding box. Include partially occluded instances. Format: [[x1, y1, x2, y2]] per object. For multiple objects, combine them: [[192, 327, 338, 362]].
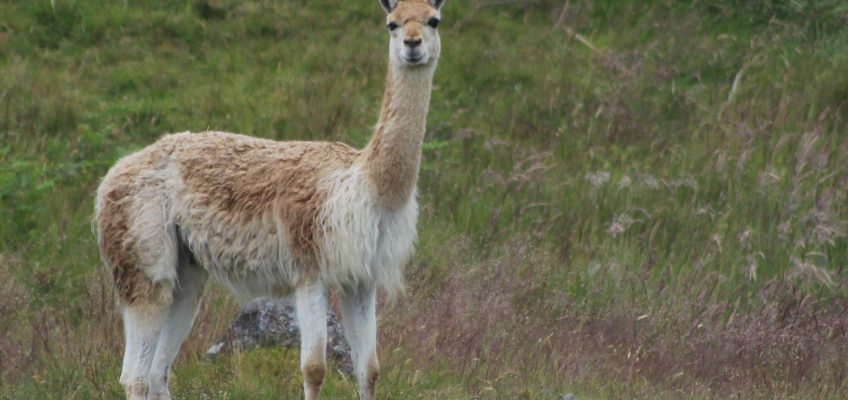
[[403, 55, 425, 64]]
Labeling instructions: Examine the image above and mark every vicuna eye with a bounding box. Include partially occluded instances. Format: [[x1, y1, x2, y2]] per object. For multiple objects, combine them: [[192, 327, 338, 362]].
[[427, 17, 440, 28], [387, 22, 399, 31]]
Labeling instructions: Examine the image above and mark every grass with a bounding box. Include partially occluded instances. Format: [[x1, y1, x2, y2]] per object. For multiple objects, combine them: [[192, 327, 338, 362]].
[[1, 0, 848, 398]]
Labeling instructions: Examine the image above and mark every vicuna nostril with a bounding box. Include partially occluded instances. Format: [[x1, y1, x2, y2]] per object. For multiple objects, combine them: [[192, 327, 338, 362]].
[[404, 38, 422, 48]]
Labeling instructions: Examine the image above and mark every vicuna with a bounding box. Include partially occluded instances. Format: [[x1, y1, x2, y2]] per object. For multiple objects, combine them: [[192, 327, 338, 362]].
[[93, 0, 446, 398]]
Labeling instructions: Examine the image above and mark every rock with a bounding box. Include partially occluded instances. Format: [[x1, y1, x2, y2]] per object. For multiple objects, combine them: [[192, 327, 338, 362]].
[[560, 394, 576, 400], [206, 299, 353, 376]]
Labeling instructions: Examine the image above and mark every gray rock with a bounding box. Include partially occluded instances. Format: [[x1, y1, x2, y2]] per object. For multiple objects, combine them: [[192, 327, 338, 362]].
[[560, 394, 576, 400], [206, 299, 353, 376]]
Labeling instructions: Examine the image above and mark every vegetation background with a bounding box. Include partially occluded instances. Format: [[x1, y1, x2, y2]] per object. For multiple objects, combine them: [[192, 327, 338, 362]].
[[1, 0, 847, 398]]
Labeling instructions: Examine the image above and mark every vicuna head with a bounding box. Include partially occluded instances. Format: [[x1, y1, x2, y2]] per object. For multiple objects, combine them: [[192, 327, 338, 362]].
[[380, 0, 446, 68]]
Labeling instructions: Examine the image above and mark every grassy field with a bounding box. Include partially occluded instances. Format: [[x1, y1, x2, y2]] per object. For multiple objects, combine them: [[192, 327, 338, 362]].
[[1, 0, 848, 398]]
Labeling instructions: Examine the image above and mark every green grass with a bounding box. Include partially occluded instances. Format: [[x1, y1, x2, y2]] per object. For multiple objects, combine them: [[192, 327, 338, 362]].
[[2, 0, 848, 398]]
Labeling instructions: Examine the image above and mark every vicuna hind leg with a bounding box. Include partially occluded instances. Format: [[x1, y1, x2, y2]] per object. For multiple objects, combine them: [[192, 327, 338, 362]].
[[147, 255, 208, 400], [120, 286, 173, 400], [113, 197, 181, 399], [340, 284, 378, 400], [295, 280, 329, 400]]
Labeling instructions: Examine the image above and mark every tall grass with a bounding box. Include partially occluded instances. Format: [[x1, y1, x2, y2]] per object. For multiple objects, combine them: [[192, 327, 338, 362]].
[[1, 0, 847, 398]]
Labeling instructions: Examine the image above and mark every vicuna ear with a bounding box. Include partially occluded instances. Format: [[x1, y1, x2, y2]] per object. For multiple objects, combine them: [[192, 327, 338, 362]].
[[431, 0, 446, 10], [379, 0, 398, 13]]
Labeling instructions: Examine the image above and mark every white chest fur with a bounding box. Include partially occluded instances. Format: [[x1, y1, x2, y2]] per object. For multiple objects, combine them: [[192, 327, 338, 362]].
[[317, 164, 417, 295]]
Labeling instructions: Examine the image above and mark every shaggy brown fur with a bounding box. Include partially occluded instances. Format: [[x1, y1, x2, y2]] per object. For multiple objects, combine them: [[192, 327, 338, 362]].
[[96, 150, 161, 305], [97, 132, 360, 305], [170, 133, 358, 271]]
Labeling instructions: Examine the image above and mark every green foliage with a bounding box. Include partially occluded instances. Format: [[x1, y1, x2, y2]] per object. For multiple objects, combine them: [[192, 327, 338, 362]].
[[1, 0, 847, 398]]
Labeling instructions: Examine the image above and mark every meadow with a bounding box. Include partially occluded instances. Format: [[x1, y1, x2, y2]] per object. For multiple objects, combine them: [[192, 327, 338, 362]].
[[1, 0, 847, 398]]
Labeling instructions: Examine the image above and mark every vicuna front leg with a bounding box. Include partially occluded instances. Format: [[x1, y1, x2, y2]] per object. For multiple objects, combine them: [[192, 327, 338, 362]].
[[340, 284, 379, 400], [295, 281, 329, 400]]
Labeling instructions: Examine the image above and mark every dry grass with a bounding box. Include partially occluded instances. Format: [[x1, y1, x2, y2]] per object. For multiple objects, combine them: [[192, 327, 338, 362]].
[[382, 235, 848, 398]]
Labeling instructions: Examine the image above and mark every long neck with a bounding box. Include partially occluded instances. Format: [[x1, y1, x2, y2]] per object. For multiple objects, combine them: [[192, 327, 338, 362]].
[[362, 64, 434, 209]]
